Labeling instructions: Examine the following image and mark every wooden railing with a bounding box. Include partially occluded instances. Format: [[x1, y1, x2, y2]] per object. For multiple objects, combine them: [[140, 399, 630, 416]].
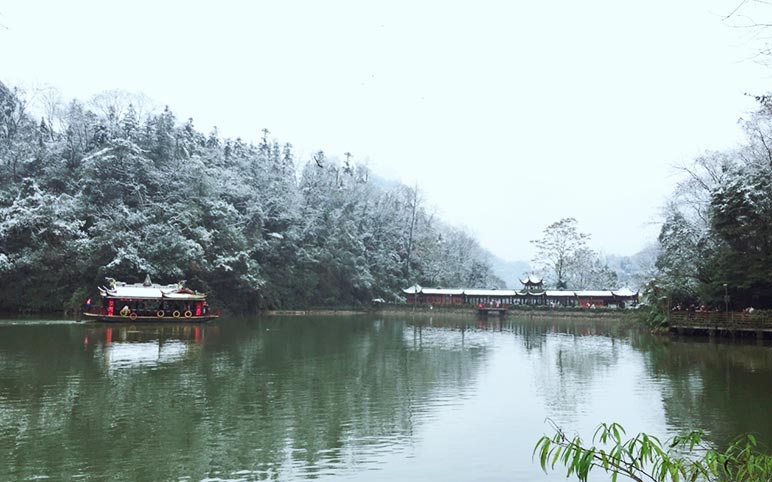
[[669, 311, 772, 331]]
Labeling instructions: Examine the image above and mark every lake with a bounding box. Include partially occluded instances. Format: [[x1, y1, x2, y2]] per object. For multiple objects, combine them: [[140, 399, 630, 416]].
[[1, 315, 771, 481]]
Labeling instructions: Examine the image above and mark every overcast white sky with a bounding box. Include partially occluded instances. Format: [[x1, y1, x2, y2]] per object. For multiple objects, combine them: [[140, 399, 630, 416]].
[[1, 1, 770, 262]]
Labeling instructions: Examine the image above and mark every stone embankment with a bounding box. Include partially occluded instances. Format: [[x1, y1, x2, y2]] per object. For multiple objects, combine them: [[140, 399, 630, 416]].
[[266, 304, 630, 320]]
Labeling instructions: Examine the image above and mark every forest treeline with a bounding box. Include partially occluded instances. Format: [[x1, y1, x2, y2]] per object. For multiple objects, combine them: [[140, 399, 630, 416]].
[[0, 82, 503, 312], [655, 95, 772, 310]]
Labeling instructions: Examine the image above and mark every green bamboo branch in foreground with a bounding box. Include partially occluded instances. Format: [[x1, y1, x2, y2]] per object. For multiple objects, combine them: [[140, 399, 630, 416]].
[[534, 420, 772, 482]]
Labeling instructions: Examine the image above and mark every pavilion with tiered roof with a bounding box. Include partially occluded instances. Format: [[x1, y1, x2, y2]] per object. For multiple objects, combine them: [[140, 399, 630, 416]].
[[402, 274, 638, 308]]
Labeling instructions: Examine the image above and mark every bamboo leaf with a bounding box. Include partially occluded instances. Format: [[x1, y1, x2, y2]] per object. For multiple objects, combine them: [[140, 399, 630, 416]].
[[551, 445, 562, 469], [534, 422, 772, 482]]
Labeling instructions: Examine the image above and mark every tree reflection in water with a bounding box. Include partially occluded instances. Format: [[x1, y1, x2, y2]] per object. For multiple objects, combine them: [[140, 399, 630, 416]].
[[0, 316, 770, 481], [0, 317, 487, 481], [636, 335, 772, 449]]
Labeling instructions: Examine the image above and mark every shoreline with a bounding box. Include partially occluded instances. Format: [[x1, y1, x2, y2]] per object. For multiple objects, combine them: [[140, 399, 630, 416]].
[[266, 305, 633, 320], [265, 309, 369, 316], [2, 305, 637, 322]]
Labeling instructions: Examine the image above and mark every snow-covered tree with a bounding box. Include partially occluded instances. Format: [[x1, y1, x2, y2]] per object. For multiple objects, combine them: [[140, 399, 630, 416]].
[[0, 81, 504, 312], [531, 218, 590, 289], [655, 95, 772, 309]]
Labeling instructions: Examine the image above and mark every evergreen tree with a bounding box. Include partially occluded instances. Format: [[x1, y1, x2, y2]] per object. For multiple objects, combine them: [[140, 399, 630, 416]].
[[0, 82, 504, 312]]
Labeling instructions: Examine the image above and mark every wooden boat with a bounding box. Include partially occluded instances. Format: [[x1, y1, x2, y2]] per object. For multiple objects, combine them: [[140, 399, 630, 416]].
[[82, 277, 219, 322]]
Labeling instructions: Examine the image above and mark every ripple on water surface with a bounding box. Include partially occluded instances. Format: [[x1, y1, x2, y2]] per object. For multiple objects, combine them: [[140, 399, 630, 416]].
[[1, 316, 772, 481]]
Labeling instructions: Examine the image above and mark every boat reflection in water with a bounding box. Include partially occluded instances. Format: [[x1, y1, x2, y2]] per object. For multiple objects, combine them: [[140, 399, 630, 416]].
[[83, 323, 218, 371]]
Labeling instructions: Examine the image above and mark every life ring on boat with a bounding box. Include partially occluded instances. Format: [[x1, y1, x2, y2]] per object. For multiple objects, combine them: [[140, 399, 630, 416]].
[[129, 312, 138, 321], [156, 310, 165, 318], [173, 310, 181, 318], [184, 310, 192, 318]]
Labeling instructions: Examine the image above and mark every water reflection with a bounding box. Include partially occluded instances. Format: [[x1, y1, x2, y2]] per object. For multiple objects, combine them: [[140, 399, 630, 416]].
[[636, 335, 772, 447], [0, 316, 771, 481], [0, 317, 489, 481], [84, 324, 214, 371]]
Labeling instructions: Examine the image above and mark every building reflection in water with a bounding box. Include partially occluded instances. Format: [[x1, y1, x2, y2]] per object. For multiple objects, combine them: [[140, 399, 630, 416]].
[[82, 323, 218, 372]]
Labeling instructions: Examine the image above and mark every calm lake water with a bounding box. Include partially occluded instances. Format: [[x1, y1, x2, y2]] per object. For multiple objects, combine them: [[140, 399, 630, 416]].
[[1, 315, 771, 482]]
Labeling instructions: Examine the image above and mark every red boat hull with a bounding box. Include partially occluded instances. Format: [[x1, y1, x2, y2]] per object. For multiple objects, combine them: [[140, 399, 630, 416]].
[[82, 312, 219, 323]]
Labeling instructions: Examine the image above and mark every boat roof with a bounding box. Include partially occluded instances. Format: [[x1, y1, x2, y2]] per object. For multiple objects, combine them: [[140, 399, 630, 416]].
[[99, 281, 207, 300]]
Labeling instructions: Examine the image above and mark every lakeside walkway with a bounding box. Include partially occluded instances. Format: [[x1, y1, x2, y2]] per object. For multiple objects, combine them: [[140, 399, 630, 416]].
[[477, 306, 508, 316], [669, 311, 772, 338]]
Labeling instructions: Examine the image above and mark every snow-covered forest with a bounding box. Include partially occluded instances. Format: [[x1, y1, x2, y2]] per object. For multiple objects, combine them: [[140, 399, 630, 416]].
[[656, 95, 772, 310], [0, 82, 503, 312]]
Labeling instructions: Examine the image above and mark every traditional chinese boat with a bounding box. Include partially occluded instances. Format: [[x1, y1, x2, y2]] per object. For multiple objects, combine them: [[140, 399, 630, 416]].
[[82, 277, 220, 322]]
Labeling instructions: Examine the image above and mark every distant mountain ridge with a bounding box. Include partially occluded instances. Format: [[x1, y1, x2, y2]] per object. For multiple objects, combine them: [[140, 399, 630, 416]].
[[487, 246, 657, 292], [489, 255, 531, 289]]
